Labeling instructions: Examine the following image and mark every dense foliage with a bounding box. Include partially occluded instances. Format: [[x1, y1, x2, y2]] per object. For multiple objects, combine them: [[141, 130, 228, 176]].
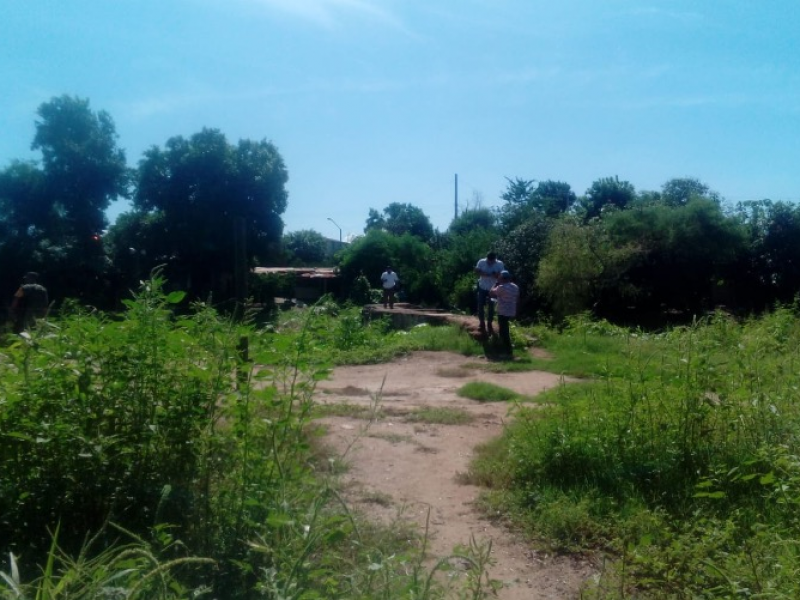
[[282, 229, 329, 266], [5, 90, 800, 600], [3, 93, 800, 328], [129, 128, 288, 302], [0, 280, 495, 599], [0, 96, 288, 315], [469, 309, 800, 597], [0, 95, 128, 305]]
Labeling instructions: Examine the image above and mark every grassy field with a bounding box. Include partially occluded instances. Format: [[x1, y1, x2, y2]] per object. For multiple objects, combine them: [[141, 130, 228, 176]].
[[0, 284, 497, 599], [468, 311, 800, 598], [4, 284, 800, 598]]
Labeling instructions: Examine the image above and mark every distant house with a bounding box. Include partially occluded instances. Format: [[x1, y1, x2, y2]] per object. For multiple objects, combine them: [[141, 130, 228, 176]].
[[253, 267, 341, 304]]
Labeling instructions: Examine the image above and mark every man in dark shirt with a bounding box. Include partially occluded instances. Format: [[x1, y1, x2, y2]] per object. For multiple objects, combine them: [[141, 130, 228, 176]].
[[11, 272, 49, 333]]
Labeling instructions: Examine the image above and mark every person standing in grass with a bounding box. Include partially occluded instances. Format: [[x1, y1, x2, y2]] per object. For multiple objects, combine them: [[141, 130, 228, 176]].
[[10, 271, 49, 333], [380, 265, 400, 309], [474, 251, 504, 334], [490, 270, 519, 356]]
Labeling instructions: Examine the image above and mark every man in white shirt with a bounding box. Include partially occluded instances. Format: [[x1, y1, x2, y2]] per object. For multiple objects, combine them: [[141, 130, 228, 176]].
[[380, 266, 400, 309], [474, 252, 504, 334]]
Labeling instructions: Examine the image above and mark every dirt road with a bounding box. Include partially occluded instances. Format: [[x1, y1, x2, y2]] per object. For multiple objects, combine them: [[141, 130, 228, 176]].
[[315, 351, 595, 599]]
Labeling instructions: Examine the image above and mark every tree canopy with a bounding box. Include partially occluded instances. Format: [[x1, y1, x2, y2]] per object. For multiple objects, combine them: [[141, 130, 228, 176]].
[[447, 207, 497, 236], [580, 176, 636, 221], [5, 93, 800, 327], [283, 229, 328, 266], [365, 202, 434, 240], [0, 95, 128, 302], [661, 177, 720, 207], [128, 128, 288, 300], [33, 95, 129, 237], [498, 178, 577, 230]]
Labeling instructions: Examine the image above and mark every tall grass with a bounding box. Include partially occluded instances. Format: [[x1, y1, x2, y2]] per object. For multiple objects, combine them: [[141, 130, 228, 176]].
[[0, 277, 496, 599], [275, 299, 485, 365], [474, 309, 800, 597]]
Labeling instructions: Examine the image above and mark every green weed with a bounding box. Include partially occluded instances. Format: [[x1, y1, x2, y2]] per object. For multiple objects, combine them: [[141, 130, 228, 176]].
[[457, 381, 519, 402], [0, 276, 496, 599], [404, 406, 474, 425], [469, 309, 800, 598]]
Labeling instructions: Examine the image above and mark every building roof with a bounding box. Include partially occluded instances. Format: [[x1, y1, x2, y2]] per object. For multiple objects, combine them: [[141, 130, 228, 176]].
[[253, 267, 339, 280]]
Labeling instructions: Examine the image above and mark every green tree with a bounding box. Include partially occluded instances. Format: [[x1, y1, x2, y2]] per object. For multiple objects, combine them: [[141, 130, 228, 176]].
[[0, 161, 49, 237], [365, 208, 385, 232], [33, 95, 129, 241], [283, 229, 328, 265], [0, 161, 48, 295], [133, 128, 288, 301], [498, 177, 536, 231], [532, 180, 577, 217], [447, 207, 497, 236], [103, 211, 165, 295], [338, 229, 437, 304], [579, 176, 636, 221], [661, 177, 720, 207], [495, 215, 554, 316], [736, 200, 800, 306], [436, 228, 497, 311], [500, 177, 536, 205], [365, 202, 434, 240], [537, 218, 638, 318], [498, 178, 577, 230], [604, 198, 747, 318], [0, 95, 128, 304]]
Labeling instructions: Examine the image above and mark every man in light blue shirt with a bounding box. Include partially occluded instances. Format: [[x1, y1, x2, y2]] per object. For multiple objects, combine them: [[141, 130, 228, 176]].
[[474, 252, 504, 334], [380, 266, 400, 309]]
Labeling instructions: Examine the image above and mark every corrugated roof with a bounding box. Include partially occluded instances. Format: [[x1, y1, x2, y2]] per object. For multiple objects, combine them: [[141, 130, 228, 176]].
[[253, 267, 339, 279]]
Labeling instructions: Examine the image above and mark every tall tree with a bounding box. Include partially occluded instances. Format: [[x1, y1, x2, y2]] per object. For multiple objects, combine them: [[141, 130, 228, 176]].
[[661, 177, 720, 207], [283, 229, 328, 266], [33, 95, 128, 240], [603, 198, 747, 318], [498, 178, 576, 230], [495, 215, 554, 315], [338, 229, 438, 304], [0, 161, 48, 299], [447, 207, 497, 236], [580, 176, 636, 221], [500, 177, 536, 205], [0, 96, 128, 304], [498, 177, 536, 231], [532, 180, 577, 217], [364, 202, 434, 240], [133, 128, 288, 301], [537, 218, 639, 318]]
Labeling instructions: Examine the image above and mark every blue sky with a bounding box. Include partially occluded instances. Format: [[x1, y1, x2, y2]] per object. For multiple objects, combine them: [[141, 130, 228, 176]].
[[2, 0, 799, 240]]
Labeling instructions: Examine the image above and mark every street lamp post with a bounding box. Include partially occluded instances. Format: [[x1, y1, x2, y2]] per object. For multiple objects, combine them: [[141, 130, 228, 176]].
[[327, 217, 342, 243]]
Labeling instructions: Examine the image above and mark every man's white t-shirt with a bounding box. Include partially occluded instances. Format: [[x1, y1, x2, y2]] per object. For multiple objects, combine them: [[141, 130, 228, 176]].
[[476, 258, 504, 290], [381, 271, 400, 289]]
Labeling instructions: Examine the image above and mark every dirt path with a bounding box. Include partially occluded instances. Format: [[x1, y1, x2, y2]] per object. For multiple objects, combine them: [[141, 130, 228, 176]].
[[315, 351, 595, 599]]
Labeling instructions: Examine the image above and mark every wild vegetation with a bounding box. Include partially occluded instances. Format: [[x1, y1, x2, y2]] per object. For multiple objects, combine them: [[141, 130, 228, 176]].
[[468, 309, 800, 598], [4, 94, 800, 329], [4, 92, 800, 598], [5, 269, 800, 597], [0, 277, 501, 599]]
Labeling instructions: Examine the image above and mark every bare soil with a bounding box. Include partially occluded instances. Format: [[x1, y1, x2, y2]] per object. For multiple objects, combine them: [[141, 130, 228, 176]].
[[315, 350, 596, 599]]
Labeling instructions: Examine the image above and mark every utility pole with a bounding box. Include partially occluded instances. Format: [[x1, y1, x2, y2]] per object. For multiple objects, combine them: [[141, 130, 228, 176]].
[[454, 173, 458, 220]]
